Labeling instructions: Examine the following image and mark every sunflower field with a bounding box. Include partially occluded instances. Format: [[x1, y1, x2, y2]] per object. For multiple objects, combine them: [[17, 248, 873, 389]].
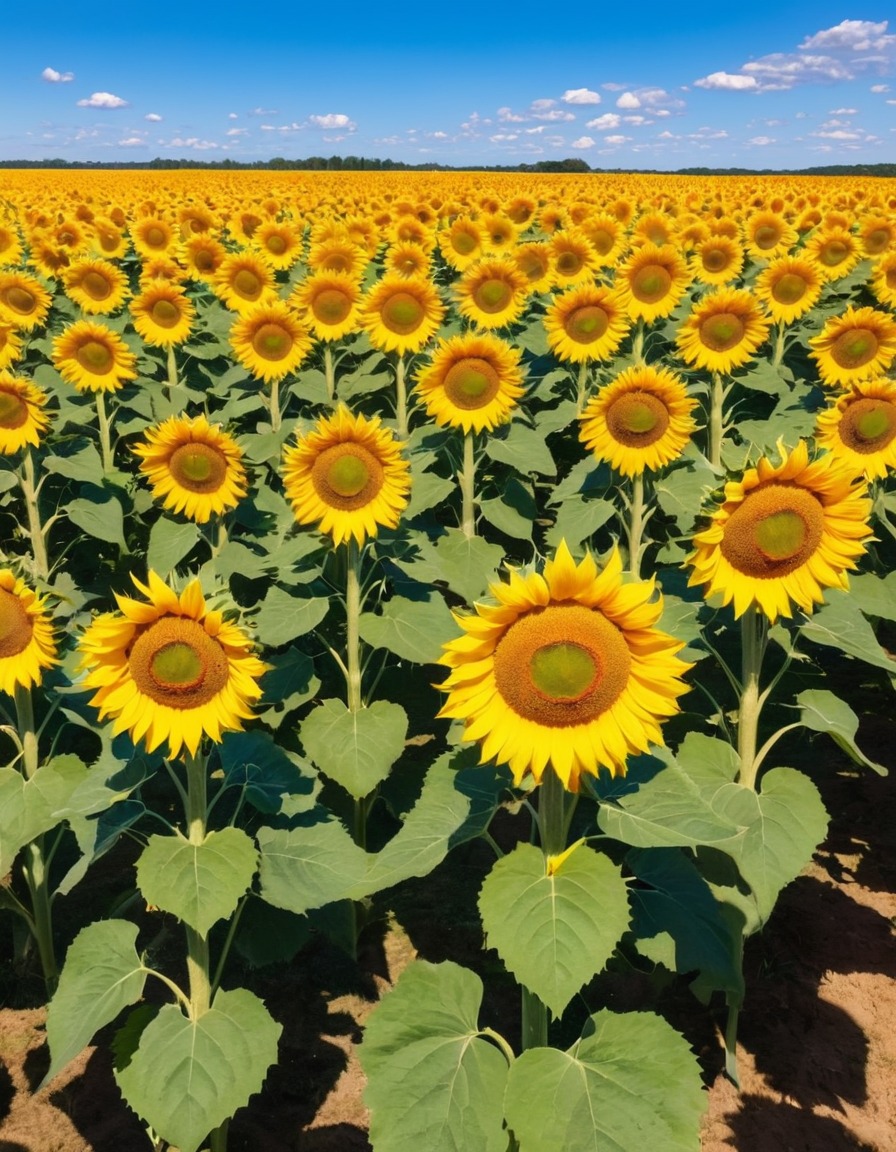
[[1, 168, 895, 1152]]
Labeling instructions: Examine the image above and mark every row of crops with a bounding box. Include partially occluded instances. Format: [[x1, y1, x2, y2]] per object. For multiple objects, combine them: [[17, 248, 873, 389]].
[[1, 168, 895, 1151]]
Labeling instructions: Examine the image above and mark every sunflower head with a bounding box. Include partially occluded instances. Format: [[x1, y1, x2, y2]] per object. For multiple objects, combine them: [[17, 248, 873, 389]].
[[415, 332, 526, 434], [51, 320, 137, 393], [754, 257, 823, 326], [131, 280, 196, 347], [455, 258, 529, 331], [543, 283, 631, 365], [281, 405, 411, 547], [0, 569, 58, 696], [687, 440, 872, 621], [213, 252, 276, 314], [291, 270, 363, 343], [815, 378, 896, 480], [438, 541, 692, 791], [676, 287, 771, 375], [0, 372, 51, 453], [0, 272, 53, 331], [78, 571, 267, 758], [616, 243, 690, 324], [360, 274, 445, 355], [229, 300, 312, 383], [809, 306, 896, 388], [63, 258, 129, 316]]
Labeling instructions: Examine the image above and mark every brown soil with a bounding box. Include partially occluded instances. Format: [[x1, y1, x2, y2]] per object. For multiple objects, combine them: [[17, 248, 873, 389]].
[[1, 732, 894, 1152]]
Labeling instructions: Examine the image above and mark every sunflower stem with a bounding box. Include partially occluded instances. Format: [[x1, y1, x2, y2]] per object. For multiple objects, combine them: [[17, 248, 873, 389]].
[[737, 607, 767, 792], [269, 376, 282, 434], [95, 390, 114, 474], [324, 344, 336, 404], [14, 683, 57, 993], [345, 539, 363, 713], [575, 361, 590, 415], [166, 345, 179, 389], [537, 764, 572, 857], [20, 449, 50, 583], [626, 471, 646, 580], [632, 318, 646, 365], [395, 355, 408, 439], [724, 1000, 741, 1088], [708, 371, 725, 470], [460, 431, 477, 538], [182, 748, 212, 1020], [771, 323, 786, 369]]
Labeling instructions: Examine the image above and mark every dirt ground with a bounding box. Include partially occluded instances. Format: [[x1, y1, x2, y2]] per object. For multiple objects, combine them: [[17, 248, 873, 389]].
[[1, 723, 894, 1152]]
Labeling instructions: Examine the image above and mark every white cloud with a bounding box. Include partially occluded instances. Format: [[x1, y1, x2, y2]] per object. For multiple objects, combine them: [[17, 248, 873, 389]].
[[166, 137, 219, 150], [694, 71, 758, 90], [657, 130, 679, 139], [429, 130, 449, 139], [525, 126, 545, 134], [604, 134, 631, 145], [77, 91, 128, 108], [530, 98, 556, 111], [118, 136, 146, 147], [308, 113, 355, 130], [562, 88, 600, 105], [623, 115, 649, 126], [497, 107, 526, 122], [570, 135, 595, 148], [42, 67, 74, 83], [829, 107, 857, 114], [800, 19, 895, 54], [747, 136, 775, 145], [145, 112, 162, 122], [812, 128, 863, 139], [226, 128, 248, 137], [586, 112, 621, 130], [228, 112, 239, 119], [490, 133, 519, 142], [870, 83, 890, 92], [616, 91, 641, 108], [534, 108, 575, 121], [250, 107, 277, 116]]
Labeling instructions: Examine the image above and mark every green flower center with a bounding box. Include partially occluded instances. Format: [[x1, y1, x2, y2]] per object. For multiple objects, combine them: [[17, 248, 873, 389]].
[[819, 240, 850, 267], [556, 250, 584, 277], [382, 291, 425, 333], [151, 298, 181, 328], [82, 271, 112, 300], [831, 328, 878, 370], [530, 642, 597, 701], [5, 286, 36, 315], [452, 230, 479, 256], [753, 224, 780, 250], [840, 397, 896, 452], [772, 273, 808, 305], [151, 641, 204, 689], [443, 357, 500, 409], [721, 482, 825, 578], [76, 339, 114, 373], [591, 228, 615, 255], [266, 234, 288, 255], [606, 390, 670, 446], [565, 304, 609, 344], [631, 264, 672, 303], [327, 453, 369, 497], [312, 287, 353, 325], [233, 268, 263, 299], [144, 225, 168, 249], [865, 227, 890, 254], [129, 616, 229, 708], [252, 321, 293, 360], [753, 510, 807, 561], [474, 277, 513, 313], [699, 312, 746, 352], [169, 442, 228, 492], [702, 247, 730, 273]]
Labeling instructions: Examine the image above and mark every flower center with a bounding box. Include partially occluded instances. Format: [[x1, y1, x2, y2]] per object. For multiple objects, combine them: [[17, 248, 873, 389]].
[[382, 291, 425, 334], [252, 321, 293, 360], [702, 247, 730, 272], [839, 397, 896, 452], [144, 225, 168, 249], [565, 304, 609, 344], [556, 250, 584, 277], [76, 339, 114, 374], [753, 224, 780, 250], [474, 278, 513, 313], [0, 387, 29, 429], [312, 442, 384, 509], [699, 312, 746, 352], [865, 227, 890, 254], [772, 273, 807, 305], [630, 264, 672, 303], [312, 288, 352, 325], [233, 269, 262, 299], [493, 604, 631, 727], [194, 249, 216, 273], [605, 390, 670, 445], [5, 286, 36, 315], [591, 228, 615, 256], [82, 271, 112, 300], [169, 442, 228, 492], [151, 298, 181, 328], [886, 267, 896, 290], [321, 252, 353, 273], [266, 234, 288, 255], [443, 357, 501, 409], [518, 252, 548, 282], [819, 240, 850, 267], [452, 230, 479, 256], [128, 616, 229, 709], [0, 587, 33, 658], [720, 483, 825, 578], [831, 328, 878, 370]]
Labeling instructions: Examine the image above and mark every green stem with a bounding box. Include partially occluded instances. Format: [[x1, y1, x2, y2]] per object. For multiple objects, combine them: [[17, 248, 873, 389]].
[[183, 748, 211, 1019], [632, 318, 645, 365], [324, 344, 336, 403], [771, 323, 785, 369], [708, 371, 725, 471], [737, 607, 766, 792], [345, 539, 363, 713], [395, 355, 408, 439], [167, 345, 179, 389], [537, 765, 572, 857], [460, 431, 476, 538], [21, 450, 50, 583], [627, 471, 646, 580], [575, 361, 589, 414], [724, 1000, 741, 1088], [269, 376, 282, 434], [95, 390, 114, 474]]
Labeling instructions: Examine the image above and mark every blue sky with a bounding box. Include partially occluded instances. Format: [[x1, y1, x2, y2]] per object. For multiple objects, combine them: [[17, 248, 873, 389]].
[[3, 3, 894, 168]]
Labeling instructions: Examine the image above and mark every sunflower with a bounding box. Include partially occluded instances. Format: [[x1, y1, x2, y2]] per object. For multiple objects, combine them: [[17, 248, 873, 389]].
[[130, 216, 177, 259], [479, 213, 518, 254], [869, 253, 896, 310], [290, 271, 363, 343], [809, 306, 896, 388], [803, 226, 862, 282], [0, 272, 53, 330], [550, 229, 600, 288], [253, 220, 303, 271], [858, 215, 895, 259], [230, 300, 312, 382], [415, 331, 525, 433], [281, 405, 411, 547], [632, 211, 675, 248], [544, 283, 631, 365], [26, 236, 70, 279], [614, 243, 690, 324], [77, 571, 266, 758], [129, 280, 195, 348], [390, 215, 436, 252], [438, 217, 487, 271], [0, 224, 23, 268], [676, 287, 771, 375], [213, 251, 276, 315], [580, 213, 628, 267], [455, 258, 529, 330], [513, 242, 555, 293], [89, 217, 129, 261], [0, 324, 23, 371], [753, 256, 823, 326], [0, 570, 58, 696], [361, 273, 445, 355], [690, 235, 744, 286], [579, 365, 698, 477], [384, 241, 432, 280], [133, 413, 248, 523], [742, 211, 797, 260], [180, 234, 227, 283], [307, 236, 368, 279], [437, 540, 692, 791], [52, 320, 137, 393], [687, 440, 872, 622], [815, 378, 896, 480], [0, 372, 51, 453], [139, 256, 187, 288], [63, 258, 129, 316]]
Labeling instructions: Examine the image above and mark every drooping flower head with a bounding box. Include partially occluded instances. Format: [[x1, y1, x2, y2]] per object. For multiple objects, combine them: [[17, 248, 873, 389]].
[[0, 570, 58, 695], [133, 414, 248, 523], [281, 405, 411, 546], [0, 372, 51, 453], [579, 365, 698, 477], [687, 440, 872, 622], [815, 378, 896, 480], [78, 572, 267, 758], [52, 320, 138, 393], [438, 541, 692, 791], [415, 331, 525, 433]]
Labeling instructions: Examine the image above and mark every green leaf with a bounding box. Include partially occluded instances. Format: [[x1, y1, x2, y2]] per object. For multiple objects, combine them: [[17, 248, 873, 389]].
[[795, 688, 886, 775], [405, 469, 455, 519], [359, 594, 457, 664], [44, 442, 105, 485], [504, 1009, 706, 1152], [44, 919, 146, 1085], [0, 757, 91, 874], [799, 590, 896, 673], [218, 729, 316, 814], [359, 960, 509, 1152], [67, 492, 127, 548], [431, 529, 505, 604], [136, 828, 258, 936], [545, 497, 615, 551], [115, 988, 281, 1152], [480, 476, 537, 541], [485, 421, 556, 477], [847, 571, 896, 623], [257, 817, 368, 914], [254, 585, 329, 647], [300, 698, 408, 798], [478, 842, 630, 1017], [147, 517, 201, 576]]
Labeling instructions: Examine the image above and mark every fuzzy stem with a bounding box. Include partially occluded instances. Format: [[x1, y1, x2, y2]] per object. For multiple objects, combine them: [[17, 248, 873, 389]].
[[771, 323, 785, 369], [324, 344, 336, 404], [20, 450, 50, 583], [627, 471, 646, 580], [737, 607, 766, 792], [575, 361, 590, 415], [395, 355, 408, 439], [269, 377, 282, 433], [632, 318, 646, 365], [460, 431, 477, 538], [708, 371, 725, 470], [724, 1001, 741, 1088], [166, 345, 179, 389], [345, 539, 363, 714], [95, 390, 114, 474], [183, 749, 212, 1020]]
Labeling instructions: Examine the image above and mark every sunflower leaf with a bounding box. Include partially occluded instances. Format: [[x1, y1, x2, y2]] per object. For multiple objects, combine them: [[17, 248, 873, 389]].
[[67, 491, 127, 548], [147, 517, 202, 577], [504, 1009, 706, 1152], [478, 842, 630, 1017], [359, 593, 457, 664], [256, 817, 368, 914], [544, 496, 614, 551], [299, 697, 408, 798], [485, 421, 556, 477], [359, 960, 509, 1152], [794, 688, 887, 775], [114, 988, 281, 1152], [254, 585, 329, 647], [799, 589, 896, 673]]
